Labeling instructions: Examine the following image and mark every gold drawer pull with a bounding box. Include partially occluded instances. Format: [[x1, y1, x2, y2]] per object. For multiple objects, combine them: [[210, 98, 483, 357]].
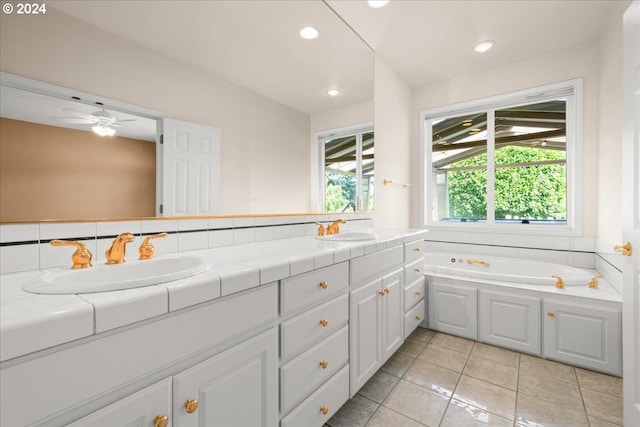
[[319, 281, 328, 289], [154, 415, 169, 427], [320, 360, 328, 369], [320, 406, 329, 415], [185, 399, 198, 414], [415, 316, 421, 321], [548, 311, 555, 317], [415, 290, 422, 296], [320, 319, 329, 327]]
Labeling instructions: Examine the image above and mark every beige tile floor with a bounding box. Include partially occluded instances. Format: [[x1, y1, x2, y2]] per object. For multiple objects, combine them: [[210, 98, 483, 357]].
[[327, 328, 623, 427]]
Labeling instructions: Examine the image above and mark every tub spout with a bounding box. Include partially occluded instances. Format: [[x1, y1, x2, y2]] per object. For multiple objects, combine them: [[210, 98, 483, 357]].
[[466, 259, 490, 267], [589, 275, 604, 289], [552, 274, 565, 289]]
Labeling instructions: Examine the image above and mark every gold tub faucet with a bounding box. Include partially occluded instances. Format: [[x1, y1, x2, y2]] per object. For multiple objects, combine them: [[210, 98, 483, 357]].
[[316, 222, 326, 236], [105, 232, 135, 264], [50, 239, 93, 269], [466, 259, 490, 267], [139, 232, 168, 260], [326, 219, 346, 235], [552, 274, 565, 289], [589, 275, 604, 289]]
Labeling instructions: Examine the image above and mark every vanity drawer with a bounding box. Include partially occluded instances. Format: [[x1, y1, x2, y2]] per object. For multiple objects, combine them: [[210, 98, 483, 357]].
[[404, 239, 425, 263], [351, 246, 403, 286], [280, 365, 349, 427], [404, 276, 425, 312], [280, 294, 348, 360], [280, 326, 348, 414], [281, 262, 349, 314], [404, 299, 426, 339], [404, 258, 424, 284]]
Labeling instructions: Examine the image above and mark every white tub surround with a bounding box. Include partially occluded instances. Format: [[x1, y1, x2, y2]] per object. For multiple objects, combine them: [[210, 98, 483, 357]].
[[0, 227, 426, 427], [423, 251, 622, 377]]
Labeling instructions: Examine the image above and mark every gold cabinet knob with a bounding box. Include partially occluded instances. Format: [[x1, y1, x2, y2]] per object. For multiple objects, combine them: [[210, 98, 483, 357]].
[[320, 319, 329, 327], [320, 360, 328, 369], [415, 316, 421, 321], [320, 406, 329, 415], [548, 311, 555, 317], [319, 281, 328, 289], [384, 287, 390, 294], [379, 290, 386, 296], [414, 247, 421, 252], [415, 290, 422, 296], [414, 268, 421, 273], [185, 399, 199, 414], [154, 415, 169, 427], [614, 242, 632, 256]]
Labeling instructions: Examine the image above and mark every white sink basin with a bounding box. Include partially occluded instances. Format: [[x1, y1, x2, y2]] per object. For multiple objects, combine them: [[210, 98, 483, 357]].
[[23, 256, 211, 295], [316, 232, 378, 242]]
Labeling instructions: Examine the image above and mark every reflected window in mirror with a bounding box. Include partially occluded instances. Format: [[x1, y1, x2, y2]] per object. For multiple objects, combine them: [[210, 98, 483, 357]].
[[320, 126, 374, 213]]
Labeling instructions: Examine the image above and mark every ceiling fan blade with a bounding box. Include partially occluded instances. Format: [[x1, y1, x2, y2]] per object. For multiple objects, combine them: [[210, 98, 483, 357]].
[[61, 107, 95, 120], [49, 117, 94, 124]]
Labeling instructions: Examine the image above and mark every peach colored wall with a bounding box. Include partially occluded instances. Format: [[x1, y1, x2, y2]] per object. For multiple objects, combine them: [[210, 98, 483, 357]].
[[0, 118, 155, 221]]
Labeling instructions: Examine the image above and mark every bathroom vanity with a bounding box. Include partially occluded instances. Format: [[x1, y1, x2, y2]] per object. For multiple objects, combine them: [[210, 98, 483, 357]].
[[0, 228, 427, 427]]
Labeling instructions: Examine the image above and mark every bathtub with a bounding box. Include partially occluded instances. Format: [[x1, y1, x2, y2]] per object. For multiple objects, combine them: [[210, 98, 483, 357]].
[[424, 252, 595, 286]]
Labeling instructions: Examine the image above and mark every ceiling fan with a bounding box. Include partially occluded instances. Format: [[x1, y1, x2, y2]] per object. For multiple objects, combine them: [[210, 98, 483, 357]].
[[52, 107, 136, 136]]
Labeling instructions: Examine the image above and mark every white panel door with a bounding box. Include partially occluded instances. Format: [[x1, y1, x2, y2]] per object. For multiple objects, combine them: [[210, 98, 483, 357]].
[[623, 1, 640, 424], [158, 118, 220, 216], [172, 329, 278, 427], [349, 279, 381, 396], [381, 269, 403, 361]]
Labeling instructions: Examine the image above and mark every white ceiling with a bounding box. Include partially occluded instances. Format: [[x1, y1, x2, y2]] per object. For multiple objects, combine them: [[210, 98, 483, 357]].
[[1, 0, 624, 140]]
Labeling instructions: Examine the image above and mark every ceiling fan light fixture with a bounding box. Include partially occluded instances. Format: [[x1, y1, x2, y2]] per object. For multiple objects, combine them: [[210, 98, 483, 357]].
[[473, 40, 495, 53], [92, 123, 116, 137]]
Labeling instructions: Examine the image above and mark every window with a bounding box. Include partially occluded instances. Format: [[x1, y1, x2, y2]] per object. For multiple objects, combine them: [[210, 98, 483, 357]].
[[421, 80, 582, 232], [319, 125, 374, 213]]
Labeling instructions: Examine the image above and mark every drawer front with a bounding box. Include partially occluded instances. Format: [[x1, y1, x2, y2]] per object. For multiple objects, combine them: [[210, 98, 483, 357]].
[[280, 326, 348, 414], [404, 240, 425, 263], [280, 365, 349, 427], [351, 246, 403, 286], [281, 262, 349, 314], [404, 258, 424, 284], [280, 294, 348, 360], [404, 299, 426, 339], [404, 276, 425, 312]]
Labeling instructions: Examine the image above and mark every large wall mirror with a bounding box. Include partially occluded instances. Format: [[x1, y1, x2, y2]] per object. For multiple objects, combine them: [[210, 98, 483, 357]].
[[0, 0, 374, 222]]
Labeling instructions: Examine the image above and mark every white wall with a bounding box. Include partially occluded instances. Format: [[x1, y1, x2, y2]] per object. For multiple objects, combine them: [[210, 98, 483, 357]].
[[0, 8, 311, 215], [373, 55, 412, 227], [410, 42, 601, 237]]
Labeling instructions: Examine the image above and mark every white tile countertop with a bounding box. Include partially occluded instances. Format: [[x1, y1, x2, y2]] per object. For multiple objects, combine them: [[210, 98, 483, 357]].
[[0, 228, 427, 362]]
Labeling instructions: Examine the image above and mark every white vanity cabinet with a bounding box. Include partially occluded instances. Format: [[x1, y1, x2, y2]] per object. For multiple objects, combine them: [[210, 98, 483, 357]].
[[544, 299, 621, 376], [428, 281, 478, 340], [278, 262, 350, 426], [403, 239, 426, 338], [173, 329, 278, 427], [66, 378, 173, 427], [479, 290, 541, 356], [349, 245, 404, 396]]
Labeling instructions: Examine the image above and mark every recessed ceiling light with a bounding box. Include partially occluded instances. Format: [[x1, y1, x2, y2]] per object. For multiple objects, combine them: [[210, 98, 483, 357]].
[[473, 40, 495, 53], [368, 0, 390, 8], [299, 26, 319, 40], [327, 88, 340, 97]]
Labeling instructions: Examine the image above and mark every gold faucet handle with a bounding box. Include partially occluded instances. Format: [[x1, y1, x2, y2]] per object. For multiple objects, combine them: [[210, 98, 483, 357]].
[[50, 239, 93, 269], [589, 274, 604, 289], [315, 222, 326, 236], [138, 232, 168, 260], [552, 274, 565, 289]]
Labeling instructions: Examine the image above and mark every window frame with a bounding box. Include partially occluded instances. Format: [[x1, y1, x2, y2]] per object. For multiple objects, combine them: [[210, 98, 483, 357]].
[[419, 79, 583, 236]]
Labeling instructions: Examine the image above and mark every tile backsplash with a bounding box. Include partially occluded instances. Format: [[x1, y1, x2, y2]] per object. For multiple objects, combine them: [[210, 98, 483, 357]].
[[0, 213, 374, 274]]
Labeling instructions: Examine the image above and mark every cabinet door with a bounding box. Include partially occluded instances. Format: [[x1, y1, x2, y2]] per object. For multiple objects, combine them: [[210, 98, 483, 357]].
[[382, 269, 403, 361], [66, 378, 172, 427], [480, 290, 541, 356], [544, 300, 621, 376], [173, 329, 278, 427], [428, 282, 478, 340], [350, 278, 382, 396]]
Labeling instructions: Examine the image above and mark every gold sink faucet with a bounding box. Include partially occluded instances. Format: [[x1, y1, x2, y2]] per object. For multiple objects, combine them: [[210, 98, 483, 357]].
[[105, 232, 135, 264], [315, 222, 326, 236], [50, 239, 93, 269], [326, 219, 346, 235], [138, 232, 168, 260]]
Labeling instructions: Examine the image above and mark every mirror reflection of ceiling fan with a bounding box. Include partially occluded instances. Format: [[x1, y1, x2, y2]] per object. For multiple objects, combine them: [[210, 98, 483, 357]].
[[52, 107, 136, 136]]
